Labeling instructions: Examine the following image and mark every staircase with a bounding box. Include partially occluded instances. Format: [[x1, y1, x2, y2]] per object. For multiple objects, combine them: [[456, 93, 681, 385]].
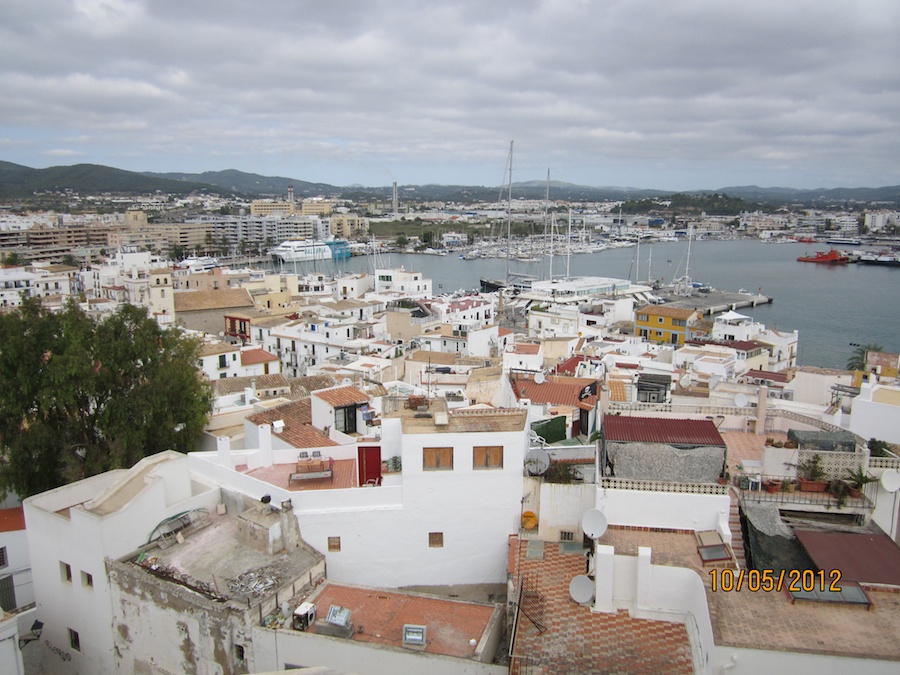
[[728, 491, 747, 569]]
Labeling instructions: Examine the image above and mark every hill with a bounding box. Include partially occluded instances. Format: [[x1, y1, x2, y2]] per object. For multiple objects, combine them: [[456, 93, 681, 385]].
[[145, 169, 338, 198], [0, 162, 222, 198]]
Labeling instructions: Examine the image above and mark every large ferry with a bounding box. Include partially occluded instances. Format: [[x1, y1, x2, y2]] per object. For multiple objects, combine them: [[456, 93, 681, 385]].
[[270, 238, 351, 264]]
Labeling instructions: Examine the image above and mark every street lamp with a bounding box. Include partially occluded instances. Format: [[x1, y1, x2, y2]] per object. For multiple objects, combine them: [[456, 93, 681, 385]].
[[18, 620, 43, 649]]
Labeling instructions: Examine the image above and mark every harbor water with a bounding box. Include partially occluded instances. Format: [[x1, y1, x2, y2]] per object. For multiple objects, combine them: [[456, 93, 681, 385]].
[[274, 239, 900, 369]]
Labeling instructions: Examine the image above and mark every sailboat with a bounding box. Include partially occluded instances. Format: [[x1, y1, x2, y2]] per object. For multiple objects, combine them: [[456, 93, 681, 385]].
[[479, 141, 537, 295]]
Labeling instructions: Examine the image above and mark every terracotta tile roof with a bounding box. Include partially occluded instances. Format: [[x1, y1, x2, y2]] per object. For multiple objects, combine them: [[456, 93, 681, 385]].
[[608, 379, 628, 402], [289, 375, 340, 399], [604, 416, 725, 446], [313, 386, 370, 408], [555, 355, 585, 374], [498, 327, 513, 336], [307, 583, 498, 659], [743, 369, 789, 383], [198, 342, 239, 357], [212, 373, 289, 396], [240, 348, 278, 366], [173, 288, 254, 312], [636, 304, 698, 319], [510, 343, 540, 355], [509, 536, 692, 673], [0, 506, 25, 532], [511, 376, 598, 411], [246, 399, 336, 448]]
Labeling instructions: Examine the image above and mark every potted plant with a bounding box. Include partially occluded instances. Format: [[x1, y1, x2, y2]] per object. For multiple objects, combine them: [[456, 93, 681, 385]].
[[782, 478, 796, 493], [793, 453, 828, 492], [845, 466, 876, 498], [765, 478, 782, 493], [829, 479, 851, 509]]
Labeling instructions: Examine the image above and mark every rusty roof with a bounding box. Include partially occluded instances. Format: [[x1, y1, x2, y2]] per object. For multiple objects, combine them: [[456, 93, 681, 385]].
[[604, 416, 725, 446], [744, 369, 789, 383], [509, 343, 540, 355], [795, 530, 900, 586], [313, 386, 370, 408]]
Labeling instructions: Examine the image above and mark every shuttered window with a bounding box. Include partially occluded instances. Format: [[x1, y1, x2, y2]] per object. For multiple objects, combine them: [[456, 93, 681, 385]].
[[474, 445, 503, 469], [423, 447, 453, 471]]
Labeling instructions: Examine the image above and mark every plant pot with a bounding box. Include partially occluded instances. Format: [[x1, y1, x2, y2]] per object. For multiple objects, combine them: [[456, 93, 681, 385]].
[[849, 486, 861, 498], [765, 480, 781, 493], [798, 478, 828, 493], [783, 482, 796, 493]]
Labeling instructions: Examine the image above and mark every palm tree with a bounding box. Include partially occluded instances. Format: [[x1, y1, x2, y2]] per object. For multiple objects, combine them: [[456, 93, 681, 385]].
[[847, 343, 883, 371]]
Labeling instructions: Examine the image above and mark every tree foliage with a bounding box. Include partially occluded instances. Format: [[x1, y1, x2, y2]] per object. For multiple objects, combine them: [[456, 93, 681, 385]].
[[846, 343, 882, 371], [0, 297, 212, 498]]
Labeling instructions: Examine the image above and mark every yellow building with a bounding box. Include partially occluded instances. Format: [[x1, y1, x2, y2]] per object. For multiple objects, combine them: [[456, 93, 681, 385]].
[[301, 199, 333, 216], [634, 305, 702, 345], [250, 201, 297, 216], [328, 214, 369, 239]]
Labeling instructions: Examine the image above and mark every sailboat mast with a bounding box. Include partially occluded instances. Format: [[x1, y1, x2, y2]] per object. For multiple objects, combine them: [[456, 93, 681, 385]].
[[635, 227, 641, 284], [545, 168, 552, 281], [505, 141, 514, 284], [566, 208, 572, 279]]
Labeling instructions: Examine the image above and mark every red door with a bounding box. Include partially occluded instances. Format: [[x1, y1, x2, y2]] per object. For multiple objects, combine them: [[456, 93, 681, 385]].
[[357, 446, 382, 486]]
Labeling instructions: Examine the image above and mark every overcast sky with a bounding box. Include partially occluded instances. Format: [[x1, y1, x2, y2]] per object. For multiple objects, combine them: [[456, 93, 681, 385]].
[[1, 0, 898, 191]]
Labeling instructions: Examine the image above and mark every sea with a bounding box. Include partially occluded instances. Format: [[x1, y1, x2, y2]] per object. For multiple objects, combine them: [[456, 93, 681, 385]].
[[272, 239, 900, 370]]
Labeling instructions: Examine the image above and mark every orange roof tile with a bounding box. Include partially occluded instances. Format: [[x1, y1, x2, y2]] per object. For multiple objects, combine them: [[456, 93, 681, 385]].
[[511, 376, 598, 411], [240, 348, 278, 366], [246, 399, 337, 449], [510, 343, 540, 355], [314, 386, 370, 408]]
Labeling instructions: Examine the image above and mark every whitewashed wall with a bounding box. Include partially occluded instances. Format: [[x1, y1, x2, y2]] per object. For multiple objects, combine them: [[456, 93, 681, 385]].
[[597, 488, 730, 532]]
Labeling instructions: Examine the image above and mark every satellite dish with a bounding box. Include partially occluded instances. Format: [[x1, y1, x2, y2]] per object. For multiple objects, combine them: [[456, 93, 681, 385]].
[[569, 575, 594, 604], [342, 378, 353, 386], [881, 469, 900, 493], [734, 393, 749, 408], [679, 374, 692, 388], [581, 509, 608, 539], [525, 448, 550, 475], [534, 372, 546, 384]]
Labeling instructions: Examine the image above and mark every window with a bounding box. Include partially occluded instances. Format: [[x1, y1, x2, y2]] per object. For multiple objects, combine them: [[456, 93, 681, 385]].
[[81, 571, 93, 588], [474, 446, 503, 469], [423, 447, 453, 471], [218, 354, 227, 369], [560, 531, 575, 542], [0, 574, 15, 611], [328, 536, 341, 552], [334, 405, 357, 434], [235, 644, 245, 661], [0, 546, 6, 568], [657, 317, 664, 324], [428, 532, 444, 548], [69, 628, 80, 651], [61, 561, 72, 583], [637, 314, 648, 322], [672, 318, 686, 327]]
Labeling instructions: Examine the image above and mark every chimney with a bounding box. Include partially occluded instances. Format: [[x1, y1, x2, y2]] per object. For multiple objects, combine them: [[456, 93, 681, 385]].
[[392, 181, 398, 215], [287, 185, 295, 204]]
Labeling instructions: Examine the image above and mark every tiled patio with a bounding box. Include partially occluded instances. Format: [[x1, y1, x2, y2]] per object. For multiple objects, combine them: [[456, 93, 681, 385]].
[[242, 458, 358, 491]]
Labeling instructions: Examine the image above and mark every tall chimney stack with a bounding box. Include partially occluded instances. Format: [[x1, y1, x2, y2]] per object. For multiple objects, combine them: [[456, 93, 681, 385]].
[[392, 181, 398, 215]]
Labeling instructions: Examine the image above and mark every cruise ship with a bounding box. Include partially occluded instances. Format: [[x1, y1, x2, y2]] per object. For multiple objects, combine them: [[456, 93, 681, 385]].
[[269, 238, 351, 264]]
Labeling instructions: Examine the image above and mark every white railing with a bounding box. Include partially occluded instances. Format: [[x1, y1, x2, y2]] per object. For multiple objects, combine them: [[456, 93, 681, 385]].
[[602, 477, 727, 495], [608, 402, 747, 416], [869, 456, 900, 470]]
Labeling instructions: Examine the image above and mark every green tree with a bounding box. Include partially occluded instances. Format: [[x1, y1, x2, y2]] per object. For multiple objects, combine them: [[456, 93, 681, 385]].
[[0, 298, 211, 498], [846, 343, 883, 371], [61, 254, 78, 267], [2, 251, 23, 267], [395, 234, 409, 248]]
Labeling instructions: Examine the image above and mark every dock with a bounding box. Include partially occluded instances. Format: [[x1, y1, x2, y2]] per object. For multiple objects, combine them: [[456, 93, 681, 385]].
[[663, 291, 772, 316]]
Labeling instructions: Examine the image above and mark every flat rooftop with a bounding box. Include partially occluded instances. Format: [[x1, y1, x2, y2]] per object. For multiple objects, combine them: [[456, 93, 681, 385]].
[[132, 509, 322, 603], [242, 458, 357, 491], [305, 582, 501, 659]]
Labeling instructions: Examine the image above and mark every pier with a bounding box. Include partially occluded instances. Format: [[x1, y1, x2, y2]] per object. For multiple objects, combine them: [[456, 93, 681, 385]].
[[664, 291, 772, 316]]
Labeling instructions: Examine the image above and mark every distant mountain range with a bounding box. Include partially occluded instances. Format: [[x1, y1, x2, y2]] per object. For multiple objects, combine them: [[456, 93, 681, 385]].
[[2, 160, 899, 206]]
